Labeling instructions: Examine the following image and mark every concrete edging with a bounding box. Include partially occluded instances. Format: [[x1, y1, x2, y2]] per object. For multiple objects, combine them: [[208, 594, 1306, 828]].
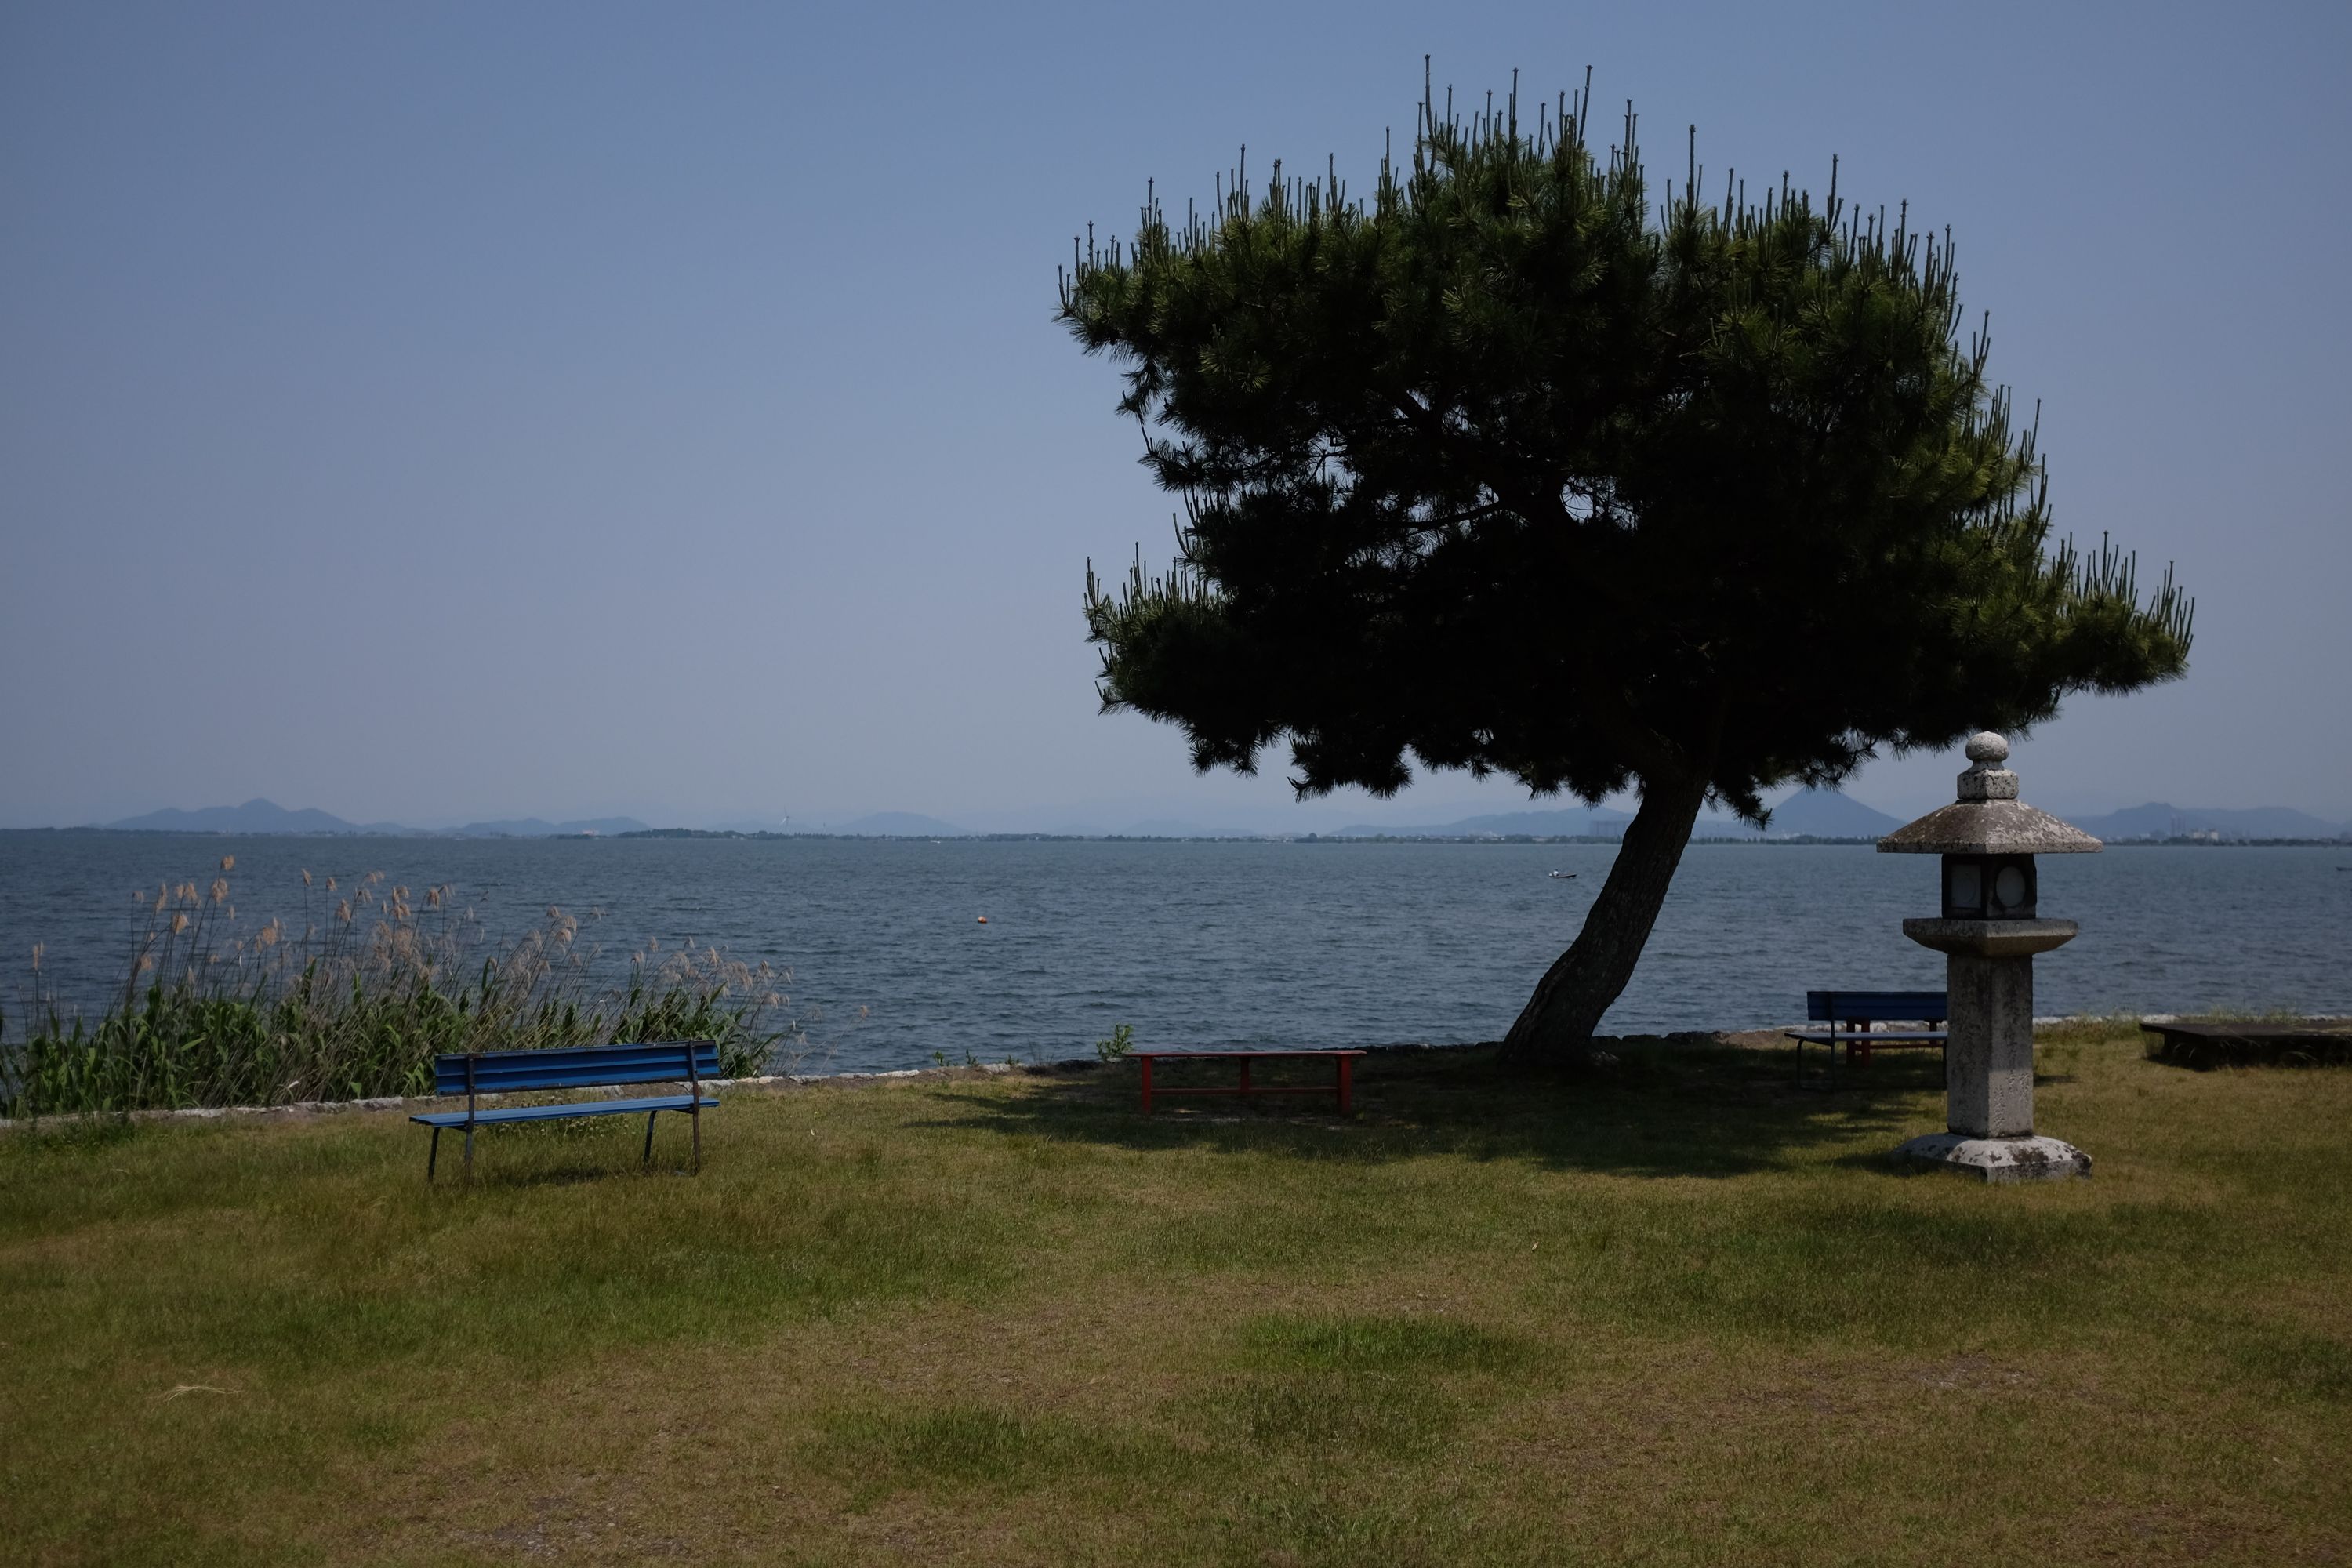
[[8, 1018, 2320, 1133]]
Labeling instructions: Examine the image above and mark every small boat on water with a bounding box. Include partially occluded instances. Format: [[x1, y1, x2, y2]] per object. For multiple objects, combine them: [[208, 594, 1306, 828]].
[[1548, 871, 1577, 880]]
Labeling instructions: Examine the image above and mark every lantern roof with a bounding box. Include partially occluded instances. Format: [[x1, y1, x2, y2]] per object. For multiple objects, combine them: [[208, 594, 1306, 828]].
[[1877, 733, 2103, 856]]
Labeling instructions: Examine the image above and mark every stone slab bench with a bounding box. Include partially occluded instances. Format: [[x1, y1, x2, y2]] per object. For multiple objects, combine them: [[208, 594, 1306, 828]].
[[2139, 1019, 2352, 1070]]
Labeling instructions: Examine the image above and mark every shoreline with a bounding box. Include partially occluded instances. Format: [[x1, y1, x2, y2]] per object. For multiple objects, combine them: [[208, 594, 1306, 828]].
[[16, 1018, 2324, 1134], [6, 826, 2348, 846]]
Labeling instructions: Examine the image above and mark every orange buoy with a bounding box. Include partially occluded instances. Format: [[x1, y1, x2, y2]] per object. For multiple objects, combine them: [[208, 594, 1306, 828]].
[[976, 915, 989, 924]]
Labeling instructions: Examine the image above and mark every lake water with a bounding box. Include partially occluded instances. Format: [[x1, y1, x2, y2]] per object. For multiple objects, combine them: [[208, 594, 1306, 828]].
[[2, 833, 2346, 1073]]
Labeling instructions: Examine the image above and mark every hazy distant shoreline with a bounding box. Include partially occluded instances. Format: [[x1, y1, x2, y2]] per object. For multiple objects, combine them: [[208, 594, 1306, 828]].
[[27, 792, 2344, 845], [4, 826, 2345, 848]]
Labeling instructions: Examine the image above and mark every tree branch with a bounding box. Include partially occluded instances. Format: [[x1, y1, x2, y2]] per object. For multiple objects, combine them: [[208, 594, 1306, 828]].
[[1380, 391, 1640, 613]]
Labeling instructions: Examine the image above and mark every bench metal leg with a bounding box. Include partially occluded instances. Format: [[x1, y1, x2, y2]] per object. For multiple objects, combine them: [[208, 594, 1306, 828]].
[[690, 1106, 702, 1173], [1337, 1054, 1354, 1115], [428, 1127, 441, 1181], [464, 1126, 474, 1182], [644, 1109, 659, 1164], [1139, 1054, 1154, 1114]]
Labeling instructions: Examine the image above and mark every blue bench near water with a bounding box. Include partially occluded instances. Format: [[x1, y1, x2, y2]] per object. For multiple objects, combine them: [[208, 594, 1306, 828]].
[[411, 1040, 719, 1181], [1786, 990, 1948, 1086]]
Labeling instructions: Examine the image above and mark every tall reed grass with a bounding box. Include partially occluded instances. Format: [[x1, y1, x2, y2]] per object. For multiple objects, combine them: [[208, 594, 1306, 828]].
[[2, 858, 804, 1118]]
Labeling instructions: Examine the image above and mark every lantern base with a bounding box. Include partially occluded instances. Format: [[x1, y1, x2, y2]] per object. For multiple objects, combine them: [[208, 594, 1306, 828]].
[[1893, 1132, 2091, 1183]]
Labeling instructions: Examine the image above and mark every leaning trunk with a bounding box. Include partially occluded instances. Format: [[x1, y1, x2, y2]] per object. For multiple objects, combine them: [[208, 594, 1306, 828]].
[[1498, 772, 1710, 1065]]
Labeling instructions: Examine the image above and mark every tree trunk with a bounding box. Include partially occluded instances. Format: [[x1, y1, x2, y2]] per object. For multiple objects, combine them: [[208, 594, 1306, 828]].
[[1498, 772, 1710, 1066]]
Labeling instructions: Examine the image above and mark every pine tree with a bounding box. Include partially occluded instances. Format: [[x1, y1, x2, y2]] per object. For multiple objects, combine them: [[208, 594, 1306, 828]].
[[1058, 67, 2193, 1062]]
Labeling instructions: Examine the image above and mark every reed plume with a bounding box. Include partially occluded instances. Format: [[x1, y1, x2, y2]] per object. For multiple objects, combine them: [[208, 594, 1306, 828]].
[[4, 860, 804, 1118]]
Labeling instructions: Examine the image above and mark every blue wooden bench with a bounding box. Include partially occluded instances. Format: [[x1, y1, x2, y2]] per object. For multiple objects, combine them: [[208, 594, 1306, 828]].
[[411, 1041, 719, 1181], [1786, 990, 1948, 1085]]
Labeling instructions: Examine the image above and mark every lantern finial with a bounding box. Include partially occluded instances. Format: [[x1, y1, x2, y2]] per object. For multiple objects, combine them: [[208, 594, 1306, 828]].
[[1957, 731, 2019, 803]]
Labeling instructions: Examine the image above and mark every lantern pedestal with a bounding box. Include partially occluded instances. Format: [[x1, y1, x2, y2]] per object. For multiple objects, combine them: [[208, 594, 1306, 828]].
[[1904, 916, 2076, 1145]]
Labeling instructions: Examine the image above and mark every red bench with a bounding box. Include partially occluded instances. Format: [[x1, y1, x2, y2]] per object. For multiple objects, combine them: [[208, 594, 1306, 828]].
[[1131, 1048, 1364, 1115]]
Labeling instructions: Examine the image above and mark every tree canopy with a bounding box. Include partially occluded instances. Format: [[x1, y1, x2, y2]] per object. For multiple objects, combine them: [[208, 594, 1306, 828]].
[[1058, 71, 2193, 1054]]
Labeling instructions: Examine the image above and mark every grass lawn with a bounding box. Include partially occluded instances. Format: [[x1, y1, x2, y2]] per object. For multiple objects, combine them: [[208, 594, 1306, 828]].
[[3, 1026, 2348, 1566]]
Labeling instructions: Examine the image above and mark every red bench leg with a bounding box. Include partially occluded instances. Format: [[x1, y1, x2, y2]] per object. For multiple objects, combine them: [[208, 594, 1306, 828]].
[[1239, 1056, 1252, 1098], [1139, 1054, 1154, 1115], [1338, 1055, 1354, 1115]]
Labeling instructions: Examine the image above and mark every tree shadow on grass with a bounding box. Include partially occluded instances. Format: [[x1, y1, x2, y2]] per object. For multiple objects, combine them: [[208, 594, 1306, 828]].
[[912, 1040, 1944, 1179]]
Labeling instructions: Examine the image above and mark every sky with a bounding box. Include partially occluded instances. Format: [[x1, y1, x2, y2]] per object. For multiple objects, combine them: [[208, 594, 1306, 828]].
[[3, 0, 2347, 832]]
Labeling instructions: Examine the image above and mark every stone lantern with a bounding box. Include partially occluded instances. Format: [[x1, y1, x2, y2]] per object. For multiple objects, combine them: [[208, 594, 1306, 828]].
[[1878, 732, 2101, 1181]]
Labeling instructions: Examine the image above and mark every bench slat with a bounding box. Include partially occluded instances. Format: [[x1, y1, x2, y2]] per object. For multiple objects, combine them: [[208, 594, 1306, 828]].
[[1784, 1029, 1946, 1044], [1806, 990, 1947, 1022], [1140, 1085, 1352, 1096], [1127, 1049, 1367, 1060], [408, 1094, 716, 1128], [430, 1042, 719, 1097]]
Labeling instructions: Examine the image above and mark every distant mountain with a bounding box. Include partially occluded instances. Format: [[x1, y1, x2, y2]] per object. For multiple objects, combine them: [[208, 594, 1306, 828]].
[[1329, 788, 1901, 840], [88, 793, 2347, 844], [1759, 788, 1905, 838], [448, 816, 651, 837], [99, 800, 653, 837], [104, 799, 411, 835], [2070, 803, 2350, 841], [1331, 807, 1632, 838], [830, 812, 969, 837], [1450, 808, 1635, 837]]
